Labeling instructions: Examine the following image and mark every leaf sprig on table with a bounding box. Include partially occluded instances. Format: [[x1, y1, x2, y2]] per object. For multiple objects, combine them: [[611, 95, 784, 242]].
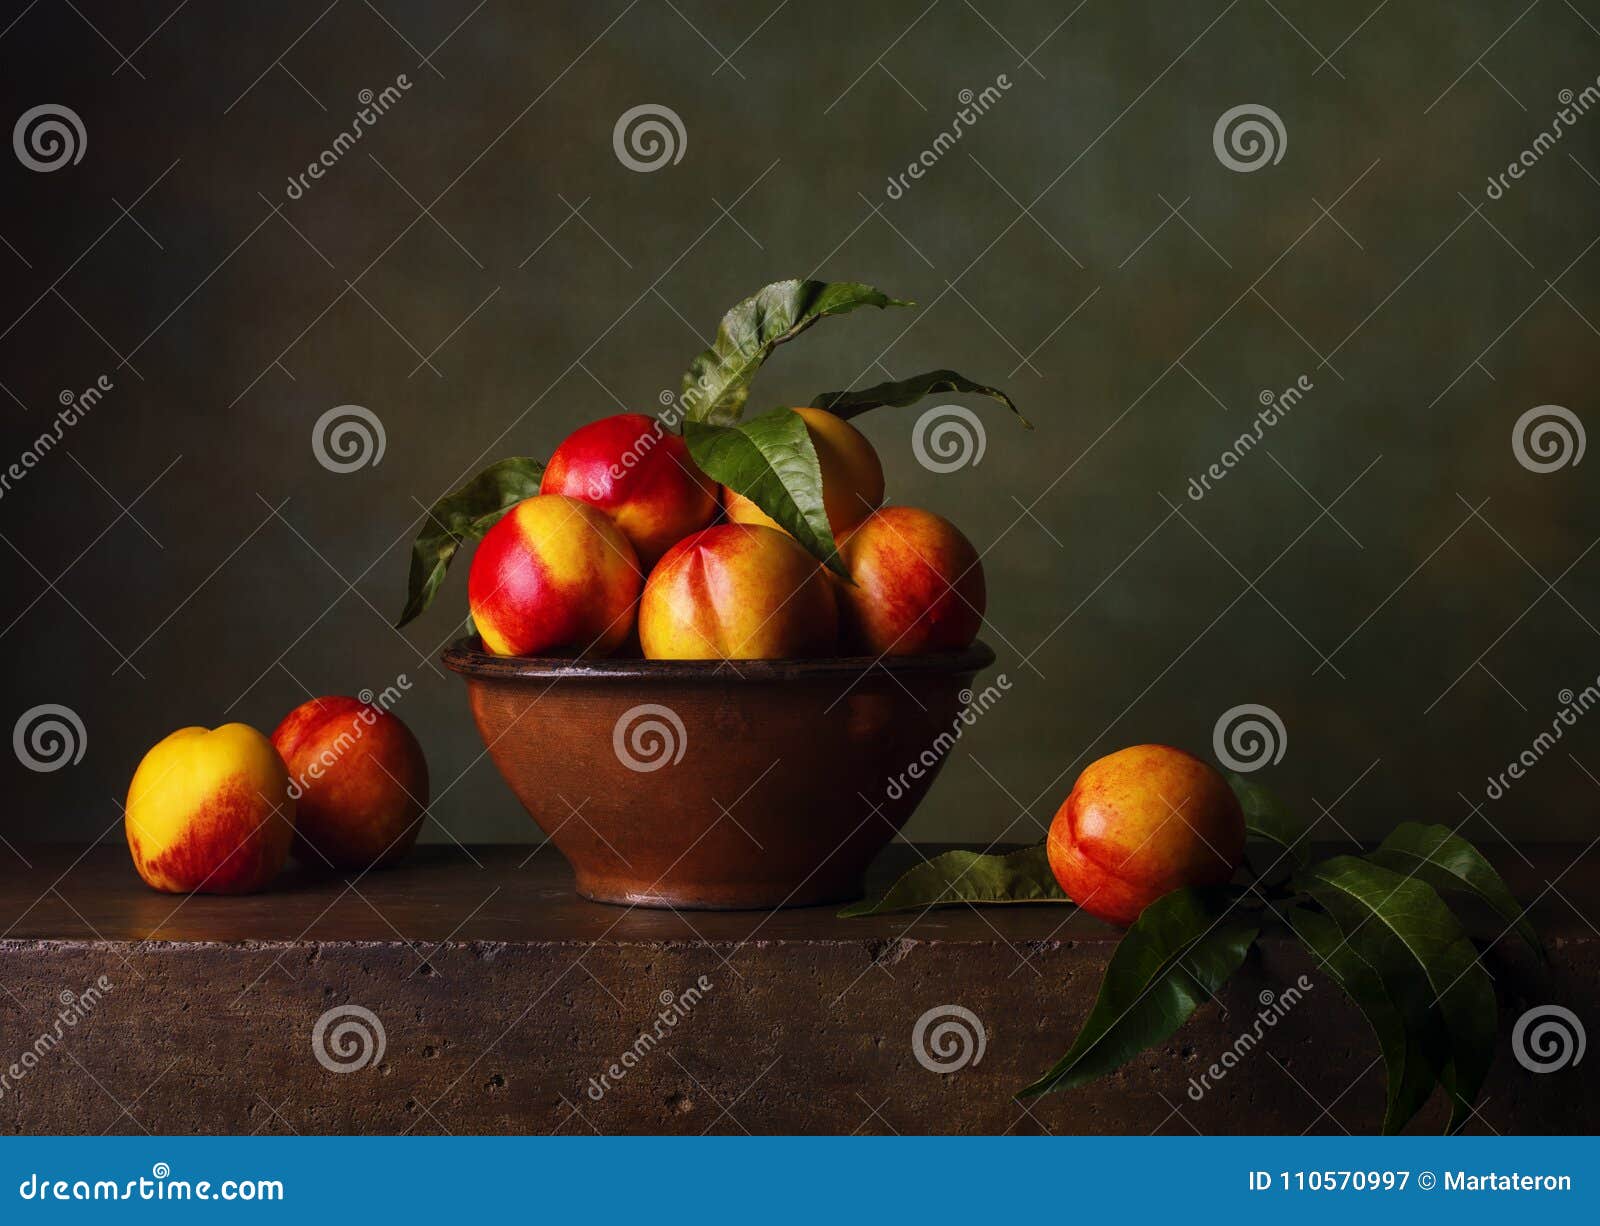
[[843, 774, 1542, 1135]]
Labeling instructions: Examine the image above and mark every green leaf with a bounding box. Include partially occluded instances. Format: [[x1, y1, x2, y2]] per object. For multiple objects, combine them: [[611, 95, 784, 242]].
[[1367, 822, 1544, 960], [1296, 856, 1497, 1134], [810, 369, 1031, 429], [1020, 887, 1257, 1098], [683, 407, 846, 576], [680, 279, 912, 426], [1283, 905, 1438, 1134], [839, 845, 1069, 917], [396, 457, 544, 628], [1227, 772, 1309, 870]]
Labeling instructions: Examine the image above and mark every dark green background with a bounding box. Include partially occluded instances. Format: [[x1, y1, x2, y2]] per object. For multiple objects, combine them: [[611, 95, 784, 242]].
[[2, 1, 1598, 853]]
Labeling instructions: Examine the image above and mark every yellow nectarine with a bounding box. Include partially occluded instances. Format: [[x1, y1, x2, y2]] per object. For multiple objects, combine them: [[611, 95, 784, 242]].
[[639, 523, 838, 660], [125, 724, 295, 894]]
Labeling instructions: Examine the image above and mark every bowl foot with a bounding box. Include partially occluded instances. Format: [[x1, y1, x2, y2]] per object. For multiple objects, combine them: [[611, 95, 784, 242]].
[[574, 876, 862, 911]]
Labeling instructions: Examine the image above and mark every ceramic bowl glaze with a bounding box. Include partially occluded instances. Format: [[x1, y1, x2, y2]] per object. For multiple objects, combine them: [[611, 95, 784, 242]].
[[443, 637, 996, 909]]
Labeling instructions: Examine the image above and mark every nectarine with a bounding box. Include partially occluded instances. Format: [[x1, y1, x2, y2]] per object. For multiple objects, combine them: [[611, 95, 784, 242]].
[[541, 413, 718, 566], [1047, 744, 1245, 926], [724, 407, 884, 540], [271, 695, 429, 870], [125, 724, 295, 894], [639, 523, 838, 660], [469, 494, 642, 657], [836, 506, 985, 655]]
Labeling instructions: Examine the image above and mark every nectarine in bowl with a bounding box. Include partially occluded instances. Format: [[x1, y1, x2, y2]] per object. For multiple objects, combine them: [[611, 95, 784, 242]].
[[443, 636, 996, 909]]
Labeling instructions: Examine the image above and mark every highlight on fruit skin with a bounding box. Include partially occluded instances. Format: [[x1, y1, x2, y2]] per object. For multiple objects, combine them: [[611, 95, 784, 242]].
[[639, 522, 839, 660], [271, 695, 429, 870], [723, 407, 885, 540], [1046, 743, 1245, 926], [468, 494, 642, 657], [835, 505, 985, 655], [125, 723, 296, 895], [540, 412, 719, 567]]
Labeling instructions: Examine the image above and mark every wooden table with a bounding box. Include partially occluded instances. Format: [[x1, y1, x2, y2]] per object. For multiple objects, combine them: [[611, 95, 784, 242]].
[[0, 843, 1593, 1134]]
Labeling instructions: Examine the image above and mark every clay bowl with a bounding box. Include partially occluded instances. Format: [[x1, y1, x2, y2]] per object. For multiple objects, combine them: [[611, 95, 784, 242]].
[[443, 636, 997, 910]]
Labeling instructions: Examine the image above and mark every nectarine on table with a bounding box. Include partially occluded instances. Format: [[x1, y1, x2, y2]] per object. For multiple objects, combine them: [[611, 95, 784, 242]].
[[469, 494, 642, 657], [639, 522, 838, 660], [724, 407, 884, 540], [540, 412, 718, 566], [271, 696, 429, 870], [124, 724, 296, 894], [836, 506, 985, 655], [1046, 744, 1245, 926]]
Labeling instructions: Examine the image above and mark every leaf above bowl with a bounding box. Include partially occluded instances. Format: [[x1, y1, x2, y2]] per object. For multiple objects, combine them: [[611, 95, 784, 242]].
[[682, 408, 844, 576], [396, 456, 544, 628], [810, 368, 1031, 428], [680, 279, 911, 427]]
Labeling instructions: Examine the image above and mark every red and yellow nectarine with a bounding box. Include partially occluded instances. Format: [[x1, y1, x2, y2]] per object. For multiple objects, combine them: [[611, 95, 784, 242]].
[[541, 413, 718, 566], [639, 522, 839, 660], [836, 506, 985, 655], [469, 494, 642, 657], [1046, 744, 1245, 926], [271, 695, 429, 870], [125, 723, 296, 894]]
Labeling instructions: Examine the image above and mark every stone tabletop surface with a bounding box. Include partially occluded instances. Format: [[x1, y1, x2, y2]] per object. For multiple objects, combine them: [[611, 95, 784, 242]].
[[1, 842, 1592, 1134]]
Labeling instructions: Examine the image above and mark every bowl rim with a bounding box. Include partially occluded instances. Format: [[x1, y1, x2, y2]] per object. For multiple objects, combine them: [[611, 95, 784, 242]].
[[441, 636, 996, 681]]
